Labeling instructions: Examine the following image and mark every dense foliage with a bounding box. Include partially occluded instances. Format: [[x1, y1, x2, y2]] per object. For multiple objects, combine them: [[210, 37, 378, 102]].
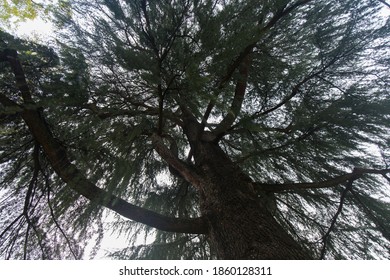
[[1, 0, 390, 259]]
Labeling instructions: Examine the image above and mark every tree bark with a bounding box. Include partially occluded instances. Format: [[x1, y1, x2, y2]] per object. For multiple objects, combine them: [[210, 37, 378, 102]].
[[194, 141, 312, 259]]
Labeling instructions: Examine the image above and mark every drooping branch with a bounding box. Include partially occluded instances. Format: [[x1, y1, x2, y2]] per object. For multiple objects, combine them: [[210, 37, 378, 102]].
[[157, 83, 165, 135], [236, 125, 322, 163], [0, 48, 208, 235], [256, 56, 340, 118], [140, 0, 159, 57], [85, 103, 159, 119], [350, 190, 390, 242], [0, 214, 24, 241], [320, 178, 354, 259], [377, 0, 390, 9], [44, 170, 80, 259], [254, 168, 390, 193], [23, 142, 47, 259]]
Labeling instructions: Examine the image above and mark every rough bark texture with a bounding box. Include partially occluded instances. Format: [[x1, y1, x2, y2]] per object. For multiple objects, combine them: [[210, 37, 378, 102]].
[[194, 141, 312, 259]]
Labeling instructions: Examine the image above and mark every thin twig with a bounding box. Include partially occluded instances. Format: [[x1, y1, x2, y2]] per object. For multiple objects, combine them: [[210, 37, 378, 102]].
[[350, 190, 390, 241], [320, 179, 354, 259], [46, 179, 79, 259], [0, 214, 24, 240]]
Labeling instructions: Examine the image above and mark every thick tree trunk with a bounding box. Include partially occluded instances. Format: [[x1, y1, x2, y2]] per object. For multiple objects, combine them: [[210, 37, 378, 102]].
[[194, 141, 312, 259]]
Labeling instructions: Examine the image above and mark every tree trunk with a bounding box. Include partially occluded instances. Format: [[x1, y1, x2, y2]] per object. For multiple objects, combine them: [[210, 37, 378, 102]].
[[194, 141, 312, 259]]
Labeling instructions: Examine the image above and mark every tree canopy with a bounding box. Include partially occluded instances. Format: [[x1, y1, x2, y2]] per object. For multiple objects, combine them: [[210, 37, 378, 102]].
[[0, 0, 54, 26], [1, 0, 390, 259]]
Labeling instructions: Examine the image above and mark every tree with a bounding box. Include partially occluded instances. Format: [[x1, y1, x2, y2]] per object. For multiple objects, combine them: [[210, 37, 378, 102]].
[[0, 0, 53, 26], [0, 0, 40, 23], [1, 0, 390, 259]]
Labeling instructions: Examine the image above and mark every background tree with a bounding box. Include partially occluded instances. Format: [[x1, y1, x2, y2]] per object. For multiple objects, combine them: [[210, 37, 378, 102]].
[[0, 0, 55, 26], [1, 0, 390, 259]]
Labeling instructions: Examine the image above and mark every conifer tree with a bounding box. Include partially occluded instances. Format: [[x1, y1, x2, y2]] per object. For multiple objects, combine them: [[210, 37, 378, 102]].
[[1, 0, 390, 259]]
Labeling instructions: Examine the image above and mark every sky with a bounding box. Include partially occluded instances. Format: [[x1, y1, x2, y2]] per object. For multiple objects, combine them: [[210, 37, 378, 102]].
[[13, 18, 53, 40]]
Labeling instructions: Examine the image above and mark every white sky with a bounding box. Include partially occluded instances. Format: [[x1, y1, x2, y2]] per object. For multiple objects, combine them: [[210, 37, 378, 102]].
[[15, 18, 54, 40]]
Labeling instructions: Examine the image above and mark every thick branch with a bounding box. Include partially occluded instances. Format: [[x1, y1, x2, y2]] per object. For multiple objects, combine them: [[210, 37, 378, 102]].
[[217, 0, 313, 90], [254, 168, 390, 193], [200, 0, 313, 130], [0, 49, 33, 103], [151, 133, 204, 188], [211, 54, 251, 138], [1, 49, 208, 235], [25, 107, 207, 234]]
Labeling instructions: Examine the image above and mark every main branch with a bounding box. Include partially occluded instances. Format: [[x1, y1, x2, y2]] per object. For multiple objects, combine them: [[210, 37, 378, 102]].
[[212, 54, 252, 138], [200, 0, 313, 132], [1, 48, 208, 235], [151, 133, 204, 188], [254, 168, 390, 193]]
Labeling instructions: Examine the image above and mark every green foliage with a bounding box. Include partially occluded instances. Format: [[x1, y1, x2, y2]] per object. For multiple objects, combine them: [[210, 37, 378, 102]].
[[0, 0, 39, 23], [1, 0, 390, 259]]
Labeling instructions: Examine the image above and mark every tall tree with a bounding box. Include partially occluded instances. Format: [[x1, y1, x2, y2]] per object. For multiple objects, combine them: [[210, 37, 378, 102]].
[[1, 0, 390, 259]]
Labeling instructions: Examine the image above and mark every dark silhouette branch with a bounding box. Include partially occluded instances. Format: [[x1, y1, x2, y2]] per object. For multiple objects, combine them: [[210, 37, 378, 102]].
[[200, 0, 313, 132], [0, 48, 208, 235], [377, 0, 390, 9], [0, 49, 33, 103], [227, 55, 342, 138], [0, 214, 24, 243], [216, 0, 313, 91], [6, 227, 21, 259], [237, 125, 322, 163], [23, 143, 46, 259], [350, 190, 390, 241], [45, 171, 80, 259], [276, 197, 328, 230], [157, 83, 165, 135], [212, 55, 252, 138], [320, 178, 354, 259], [254, 168, 390, 193], [140, 0, 159, 57], [256, 56, 340, 118], [151, 133, 204, 188], [85, 103, 155, 118]]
